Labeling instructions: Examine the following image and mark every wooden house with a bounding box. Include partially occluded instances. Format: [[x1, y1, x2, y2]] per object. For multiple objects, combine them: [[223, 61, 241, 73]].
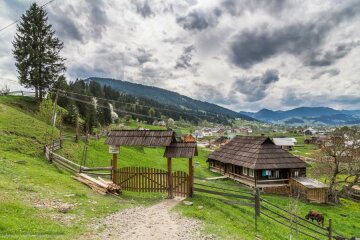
[[207, 136, 308, 189], [181, 134, 196, 143], [303, 128, 317, 135], [272, 137, 296, 150]]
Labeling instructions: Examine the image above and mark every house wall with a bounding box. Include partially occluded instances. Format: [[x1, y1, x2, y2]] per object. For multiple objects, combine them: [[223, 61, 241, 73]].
[[256, 169, 289, 180], [209, 160, 306, 180]]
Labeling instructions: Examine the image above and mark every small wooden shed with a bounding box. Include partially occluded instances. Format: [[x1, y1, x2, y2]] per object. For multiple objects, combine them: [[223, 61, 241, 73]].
[[290, 177, 328, 203]]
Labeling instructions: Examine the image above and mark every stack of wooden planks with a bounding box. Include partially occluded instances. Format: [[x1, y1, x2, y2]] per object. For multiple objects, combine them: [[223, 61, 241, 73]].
[[73, 173, 121, 195]]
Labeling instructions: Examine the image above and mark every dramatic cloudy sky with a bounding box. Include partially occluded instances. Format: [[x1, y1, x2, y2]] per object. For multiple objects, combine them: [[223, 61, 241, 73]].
[[1, 0, 360, 111]]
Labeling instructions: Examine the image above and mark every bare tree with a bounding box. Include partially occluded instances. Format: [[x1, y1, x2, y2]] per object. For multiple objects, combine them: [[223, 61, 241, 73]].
[[0, 84, 10, 95], [315, 127, 360, 203]]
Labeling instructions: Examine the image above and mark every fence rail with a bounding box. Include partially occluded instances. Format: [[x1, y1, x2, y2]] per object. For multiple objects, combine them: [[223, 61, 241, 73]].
[[1, 91, 36, 96], [44, 139, 112, 178], [193, 178, 350, 240]]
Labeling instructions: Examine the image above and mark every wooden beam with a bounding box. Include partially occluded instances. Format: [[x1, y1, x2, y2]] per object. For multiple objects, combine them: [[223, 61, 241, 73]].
[[167, 157, 173, 198]]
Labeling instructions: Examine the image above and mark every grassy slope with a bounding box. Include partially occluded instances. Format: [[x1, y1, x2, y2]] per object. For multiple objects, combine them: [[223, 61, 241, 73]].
[[175, 180, 360, 240], [0, 96, 358, 240], [292, 135, 318, 158], [0, 97, 161, 240]]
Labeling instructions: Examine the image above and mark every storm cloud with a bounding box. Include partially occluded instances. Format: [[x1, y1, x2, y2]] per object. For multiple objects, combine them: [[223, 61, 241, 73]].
[[177, 0, 290, 31], [176, 8, 222, 31], [232, 69, 280, 102], [306, 42, 360, 67], [133, 0, 154, 18], [136, 48, 156, 65], [312, 68, 340, 79], [229, 1, 360, 69], [48, 5, 83, 42], [48, 0, 109, 42], [175, 45, 196, 69]]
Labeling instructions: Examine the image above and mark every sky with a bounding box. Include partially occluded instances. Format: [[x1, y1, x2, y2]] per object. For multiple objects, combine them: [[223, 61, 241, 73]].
[[0, 0, 359, 112]]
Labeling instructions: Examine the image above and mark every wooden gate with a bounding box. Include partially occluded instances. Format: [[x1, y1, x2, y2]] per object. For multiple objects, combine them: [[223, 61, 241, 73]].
[[116, 167, 190, 197], [172, 171, 189, 197]]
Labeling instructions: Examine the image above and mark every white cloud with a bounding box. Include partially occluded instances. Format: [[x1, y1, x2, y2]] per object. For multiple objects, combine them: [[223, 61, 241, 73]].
[[0, 0, 359, 111]]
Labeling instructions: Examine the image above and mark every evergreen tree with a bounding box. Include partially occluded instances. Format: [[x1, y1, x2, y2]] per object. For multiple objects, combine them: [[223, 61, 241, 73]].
[[13, 3, 66, 101], [64, 101, 79, 126], [53, 75, 69, 107]]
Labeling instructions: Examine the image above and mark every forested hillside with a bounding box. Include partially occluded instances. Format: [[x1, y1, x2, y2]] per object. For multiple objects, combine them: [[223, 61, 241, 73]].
[[54, 79, 237, 133], [84, 77, 254, 121]]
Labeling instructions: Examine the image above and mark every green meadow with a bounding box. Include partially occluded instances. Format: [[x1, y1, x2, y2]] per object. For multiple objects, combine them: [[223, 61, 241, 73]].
[[0, 96, 359, 239]]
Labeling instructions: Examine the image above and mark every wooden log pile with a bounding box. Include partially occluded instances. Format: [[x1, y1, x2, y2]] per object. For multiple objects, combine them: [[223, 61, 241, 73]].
[[73, 173, 121, 195]]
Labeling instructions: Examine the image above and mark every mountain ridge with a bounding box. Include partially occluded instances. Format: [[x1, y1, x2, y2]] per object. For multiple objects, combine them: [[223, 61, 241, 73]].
[[240, 107, 360, 125], [84, 77, 255, 121]]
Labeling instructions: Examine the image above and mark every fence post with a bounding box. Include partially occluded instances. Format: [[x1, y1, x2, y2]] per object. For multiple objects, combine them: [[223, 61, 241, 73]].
[[167, 157, 173, 198], [255, 188, 260, 232], [188, 158, 193, 197], [328, 219, 332, 240], [112, 152, 118, 183], [255, 188, 260, 216]]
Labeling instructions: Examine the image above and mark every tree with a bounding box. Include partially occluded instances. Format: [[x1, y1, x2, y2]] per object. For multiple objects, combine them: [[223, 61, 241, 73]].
[[36, 96, 60, 126], [53, 75, 69, 107], [64, 101, 79, 126], [314, 127, 360, 203], [13, 3, 66, 101], [0, 84, 10, 95], [148, 107, 156, 117]]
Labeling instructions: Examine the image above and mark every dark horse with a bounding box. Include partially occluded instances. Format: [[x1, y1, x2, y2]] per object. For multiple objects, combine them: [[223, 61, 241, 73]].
[[305, 210, 324, 226]]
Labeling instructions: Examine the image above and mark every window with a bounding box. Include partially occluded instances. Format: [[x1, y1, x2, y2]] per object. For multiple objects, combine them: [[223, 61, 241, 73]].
[[293, 170, 299, 177], [275, 170, 280, 178], [242, 167, 248, 175], [249, 168, 254, 177]]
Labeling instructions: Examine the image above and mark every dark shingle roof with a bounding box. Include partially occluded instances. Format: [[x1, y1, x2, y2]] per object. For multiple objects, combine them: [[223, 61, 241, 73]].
[[105, 130, 175, 146], [164, 142, 198, 158], [208, 136, 307, 169]]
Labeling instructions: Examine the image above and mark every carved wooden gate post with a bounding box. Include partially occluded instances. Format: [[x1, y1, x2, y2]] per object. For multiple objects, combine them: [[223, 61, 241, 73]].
[[109, 145, 119, 183]]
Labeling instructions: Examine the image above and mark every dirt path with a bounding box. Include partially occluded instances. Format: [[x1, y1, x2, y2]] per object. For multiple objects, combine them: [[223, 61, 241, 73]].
[[81, 199, 216, 240]]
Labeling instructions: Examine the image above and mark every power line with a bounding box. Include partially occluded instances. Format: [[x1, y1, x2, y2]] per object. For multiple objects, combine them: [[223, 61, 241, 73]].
[[54, 88, 224, 119], [0, 0, 56, 33]]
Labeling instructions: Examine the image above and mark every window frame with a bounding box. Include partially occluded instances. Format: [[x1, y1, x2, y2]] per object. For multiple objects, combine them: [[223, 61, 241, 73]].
[[249, 168, 254, 177], [242, 167, 248, 175]]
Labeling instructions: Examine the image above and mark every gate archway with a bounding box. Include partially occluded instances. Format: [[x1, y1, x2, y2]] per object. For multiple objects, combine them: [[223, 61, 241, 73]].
[[105, 130, 197, 198]]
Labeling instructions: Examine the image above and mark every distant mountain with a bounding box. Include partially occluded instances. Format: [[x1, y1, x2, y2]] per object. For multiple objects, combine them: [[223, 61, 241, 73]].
[[240, 107, 360, 125], [85, 77, 255, 121]]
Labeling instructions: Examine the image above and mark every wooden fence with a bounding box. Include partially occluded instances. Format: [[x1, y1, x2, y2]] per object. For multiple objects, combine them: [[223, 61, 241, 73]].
[[116, 167, 190, 197], [1, 91, 36, 96], [44, 139, 112, 178], [193, 177, 350, 240]]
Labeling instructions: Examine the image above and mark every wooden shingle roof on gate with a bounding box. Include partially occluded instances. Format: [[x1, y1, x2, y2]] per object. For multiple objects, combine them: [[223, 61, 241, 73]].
[[105, 130, 176, 147], [164, 142, 198, 158], [208, 136, 307, 169]]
